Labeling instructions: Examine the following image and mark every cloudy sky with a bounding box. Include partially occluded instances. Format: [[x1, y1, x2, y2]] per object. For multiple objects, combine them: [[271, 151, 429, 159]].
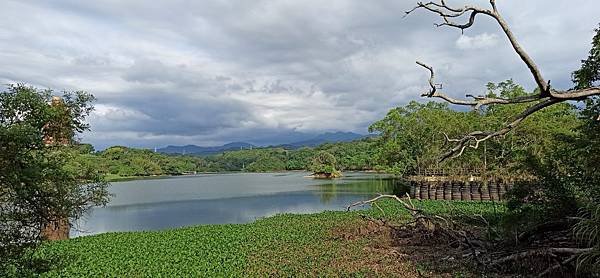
[[1, 0, 598, 149]]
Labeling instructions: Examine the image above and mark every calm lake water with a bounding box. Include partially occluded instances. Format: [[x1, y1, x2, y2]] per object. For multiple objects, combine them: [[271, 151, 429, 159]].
[[71, 172, 407, 237]]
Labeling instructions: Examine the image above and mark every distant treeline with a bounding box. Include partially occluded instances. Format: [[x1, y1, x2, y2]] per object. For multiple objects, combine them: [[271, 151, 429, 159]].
[[70, 138, 378, 180]]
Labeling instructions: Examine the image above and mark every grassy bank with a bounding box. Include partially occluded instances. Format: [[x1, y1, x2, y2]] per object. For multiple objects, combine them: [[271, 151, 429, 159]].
[[33, 200, 505, 277]]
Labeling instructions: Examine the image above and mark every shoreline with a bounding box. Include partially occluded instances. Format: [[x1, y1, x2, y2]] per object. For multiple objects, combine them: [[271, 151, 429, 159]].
[[36, 200, 504, 276], [105, 169, 389, 182]]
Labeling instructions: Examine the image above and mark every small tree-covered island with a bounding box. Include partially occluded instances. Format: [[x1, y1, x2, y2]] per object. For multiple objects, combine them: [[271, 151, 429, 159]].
[[309, 151, 342, 179], [2, 1, 600, 277]]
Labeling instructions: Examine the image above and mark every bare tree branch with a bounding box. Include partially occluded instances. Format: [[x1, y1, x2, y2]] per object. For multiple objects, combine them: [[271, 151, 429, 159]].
[[416, 61, 542, 110], [347, 193, 421, 215], [549, 87, 600, 99], [440, 98, 562, 160], [407, 0, 549, 94], [407, 0, 600, 160]]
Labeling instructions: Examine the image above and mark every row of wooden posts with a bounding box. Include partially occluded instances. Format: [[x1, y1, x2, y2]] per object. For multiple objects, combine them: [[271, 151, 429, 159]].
[[409, 181, 512, 201]]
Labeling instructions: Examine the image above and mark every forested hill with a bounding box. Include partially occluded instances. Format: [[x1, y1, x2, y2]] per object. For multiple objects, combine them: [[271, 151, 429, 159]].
[[156, 131, 367, 155], [72, 138, 378, 181], [275, 131, 367, 149], [157, 142, 255, 155]]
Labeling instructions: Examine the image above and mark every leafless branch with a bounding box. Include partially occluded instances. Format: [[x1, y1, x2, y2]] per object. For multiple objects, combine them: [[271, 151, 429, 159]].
[[416, 61, 542, 110], [407, 1, 600, 160], [347, 193, 469, 237], [347, 193, 421, 216], [407, 0, 549, 93], [441, 98, 562, 160]]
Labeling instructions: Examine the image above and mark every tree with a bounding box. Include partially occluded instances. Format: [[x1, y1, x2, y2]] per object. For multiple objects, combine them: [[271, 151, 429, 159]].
[[402, 1, 600, 273], [570, 24, 600, 272], [406, 1, 600, 160], [369, 85, 578, 178], [246, 154, 286, 172], [286, 147, 314, 170], [0, 84, 109, 275], [369, 101, 482, 175], [309, 151, 341, 178], [571, 25, 600, 199], [572, 24, 600, 91]]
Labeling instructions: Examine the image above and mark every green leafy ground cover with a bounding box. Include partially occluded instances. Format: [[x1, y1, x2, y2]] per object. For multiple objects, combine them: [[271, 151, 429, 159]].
[[33, 200, 504, 277]]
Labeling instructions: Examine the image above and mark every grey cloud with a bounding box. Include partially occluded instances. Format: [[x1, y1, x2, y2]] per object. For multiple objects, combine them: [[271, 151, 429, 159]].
[[1, 0, 598, 149]]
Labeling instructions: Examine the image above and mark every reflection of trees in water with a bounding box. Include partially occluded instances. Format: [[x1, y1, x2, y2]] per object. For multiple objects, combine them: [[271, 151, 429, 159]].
[[315, 177, 410, 204], [392, 180, 411, 196], [319, 183, 336, 204]]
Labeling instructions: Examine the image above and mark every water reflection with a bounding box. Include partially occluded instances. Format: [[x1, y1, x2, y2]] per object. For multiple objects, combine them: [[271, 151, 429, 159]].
[[72, 172, 407, 237], [313, 176, 409, 204]]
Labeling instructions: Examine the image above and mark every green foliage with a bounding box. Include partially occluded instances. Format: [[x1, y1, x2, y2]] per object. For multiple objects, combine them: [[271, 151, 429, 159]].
[[285, 147, 313, 170], [499, 26, 600, 274], [369, 101, 481, 175], [83, 139, 381, 180], [574, 205, 600, 273], [75, 146, 214, 180], [246, 153, 286, 172], [32, 200, 503, 277], [482, 81, 579, 176], [207, 141, 378, 173], [572, 24, 600, 89], [314, 139, 377, 171], [570, 24, 600, 203], [309, 151, 340, 177], [369, 80, 579, 177], [568, 24, 600, 272], [0, 84, 109, 276]]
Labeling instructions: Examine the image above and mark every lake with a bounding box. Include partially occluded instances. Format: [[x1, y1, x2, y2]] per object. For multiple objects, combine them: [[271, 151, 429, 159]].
[[71, 172, 407, 237]]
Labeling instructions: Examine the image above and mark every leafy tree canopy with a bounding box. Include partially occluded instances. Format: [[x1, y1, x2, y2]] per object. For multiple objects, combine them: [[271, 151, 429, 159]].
[[0, 84, 109, 276], [310, 151, 341, 178]]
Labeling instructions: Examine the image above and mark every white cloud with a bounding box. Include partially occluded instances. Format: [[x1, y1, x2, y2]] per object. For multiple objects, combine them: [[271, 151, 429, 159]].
[[455, 33, 500, 50], [0, 0, 598, 149], [92, 104, 151, 122]]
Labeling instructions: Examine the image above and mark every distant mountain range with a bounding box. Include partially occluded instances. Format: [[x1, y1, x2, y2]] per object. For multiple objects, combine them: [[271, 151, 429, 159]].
[[157, 142, 255, 155], [157, 132, 368, 155], [274, 131, 366, 149]]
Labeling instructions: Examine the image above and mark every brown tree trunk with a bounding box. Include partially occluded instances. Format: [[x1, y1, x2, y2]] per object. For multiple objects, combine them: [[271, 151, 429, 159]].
[[41, 217, 70, 240]]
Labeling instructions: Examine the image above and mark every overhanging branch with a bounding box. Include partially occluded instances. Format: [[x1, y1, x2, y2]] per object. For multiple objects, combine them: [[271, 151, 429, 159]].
[[416, 61, 542, 110], [407, 0, 549, 94], [408, 1, 600, 160], [440, 98, 561, 161]]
